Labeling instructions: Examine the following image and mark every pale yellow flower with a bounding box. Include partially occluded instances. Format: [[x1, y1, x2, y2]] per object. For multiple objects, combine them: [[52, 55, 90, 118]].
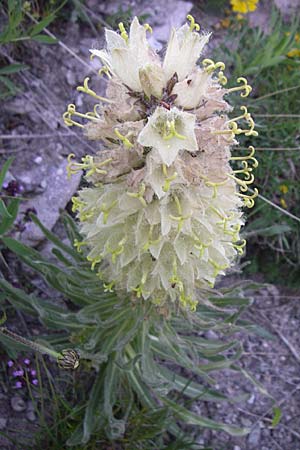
[[163, 23, 211, 81], [137, 107, 198, 166]]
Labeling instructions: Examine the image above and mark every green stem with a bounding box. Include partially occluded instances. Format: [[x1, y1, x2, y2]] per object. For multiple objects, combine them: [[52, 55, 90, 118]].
[[0, 327, 60, 359]]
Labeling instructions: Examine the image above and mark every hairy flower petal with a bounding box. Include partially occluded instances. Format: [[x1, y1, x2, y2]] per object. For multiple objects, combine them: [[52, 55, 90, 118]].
[[163, 24, 211, 81], [138, 107, 198, 166]]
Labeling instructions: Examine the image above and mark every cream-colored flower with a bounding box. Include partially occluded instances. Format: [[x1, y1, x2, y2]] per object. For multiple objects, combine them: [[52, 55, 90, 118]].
[[139, 64, 165, 99], [172, 68, 211, 109], [138, 107, 198, 166], [163, 24, 211, 82], [90, 17, 160, 92], [64, 15, 258, 313]]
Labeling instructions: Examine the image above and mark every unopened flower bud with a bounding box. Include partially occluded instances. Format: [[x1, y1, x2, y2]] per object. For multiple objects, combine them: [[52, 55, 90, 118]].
[[139, 64, 164, 99]]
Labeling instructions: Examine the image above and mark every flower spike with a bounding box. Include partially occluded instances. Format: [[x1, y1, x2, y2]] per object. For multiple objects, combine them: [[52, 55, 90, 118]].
[[63, 16, 258, 311]]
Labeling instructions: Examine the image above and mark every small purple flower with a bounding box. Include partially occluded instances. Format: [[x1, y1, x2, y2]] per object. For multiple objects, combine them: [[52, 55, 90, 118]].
[[23, 208, 37, 223], [32, 379, 38, 386], [7, 360, 14, 368], [15, 381, 23, 389], [3, 180, 22, 197], [24, 358, 31, 365], [13, 370, 24, 377], [30, 370, 37, 377]]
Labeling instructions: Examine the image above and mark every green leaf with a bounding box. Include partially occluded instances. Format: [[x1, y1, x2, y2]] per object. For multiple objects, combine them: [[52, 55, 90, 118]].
[[0, 198, 20, 235], [30, 15, 56, 36], [83, 368, 106, 443], [0, 200, 12, 219], [271, 406, 282, 428], [0, 157, 14, 190], [233, 366, 272, 398], [0, 76, 19, 98], [29, 213, 82, 261], [0, 277, 36, 315], [159, 366, 231, 403], [161, 397, 250, 436], [0, 64, 28, 75], [32, 35, 57, 44], [209, 296, 252, 308]]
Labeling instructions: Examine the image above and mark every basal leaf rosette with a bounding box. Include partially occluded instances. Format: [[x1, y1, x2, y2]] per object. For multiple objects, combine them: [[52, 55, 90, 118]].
[[64, 16, 258, 313]]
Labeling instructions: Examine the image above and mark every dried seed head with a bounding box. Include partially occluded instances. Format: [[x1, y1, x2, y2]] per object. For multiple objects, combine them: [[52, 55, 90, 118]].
[[57, 349, 80, 370]]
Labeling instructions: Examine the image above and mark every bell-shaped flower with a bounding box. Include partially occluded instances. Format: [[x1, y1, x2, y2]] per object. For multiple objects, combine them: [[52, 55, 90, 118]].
[[138, 106, 198, 166], [90, 17, 160, 92], [173, 69, 210, 109], [163, 24, 210, 82], [139, 64, 165, 99]]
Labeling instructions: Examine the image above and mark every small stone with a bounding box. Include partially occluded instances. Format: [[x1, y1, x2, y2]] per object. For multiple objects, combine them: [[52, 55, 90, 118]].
[[18, 174, 32, 185], [34, 156, 43, 165], [248, 426, 261, 448], [40, 179, 47, 189], [26, 401, 36, 422], [241, 418, 252, 427], [20, 159, 81, 245], [66, 69, 76, 86], [0, 417, 8, 430], [205, 330, 218, 340], [11, 395, 26, 412], [26, 410, 36, 422], [247, 393, 256, 404]]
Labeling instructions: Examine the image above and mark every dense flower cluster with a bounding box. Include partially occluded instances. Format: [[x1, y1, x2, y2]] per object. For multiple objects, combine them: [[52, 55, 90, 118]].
[[64, 16, 258, 312]]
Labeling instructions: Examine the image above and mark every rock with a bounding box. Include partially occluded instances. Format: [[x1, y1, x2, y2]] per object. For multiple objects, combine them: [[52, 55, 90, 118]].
[[247, 393, 256, 405], [19, 159, 81, 246], [151, 1, 193, 43], [66, 69, 76, 86], [26, 410, 36, 422], [26, 401, 36, 422], [40, 179, 47, 189], [204, 330, 218, 340], [34, 156, 43, 165], [11, 395, 26, 412], [88, 0, 193, 46], [241, 418, 252, 427], [248, 425, 261, 448], [0, 417, 7, 430]]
